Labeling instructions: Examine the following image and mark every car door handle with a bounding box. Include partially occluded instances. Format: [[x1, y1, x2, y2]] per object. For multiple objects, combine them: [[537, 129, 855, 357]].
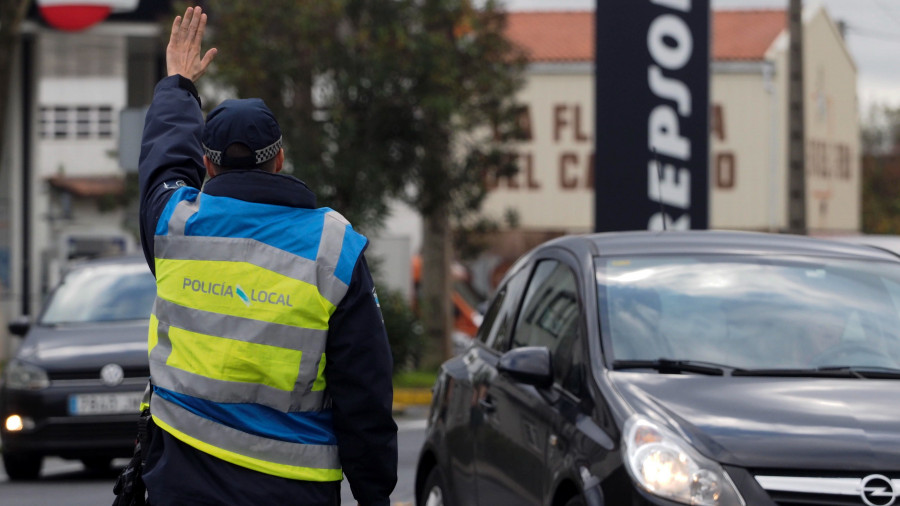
[[478, 398, 496, 413]]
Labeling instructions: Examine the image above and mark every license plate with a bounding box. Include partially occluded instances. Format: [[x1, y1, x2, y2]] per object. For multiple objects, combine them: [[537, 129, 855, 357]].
[[68, 392, 143, 415]]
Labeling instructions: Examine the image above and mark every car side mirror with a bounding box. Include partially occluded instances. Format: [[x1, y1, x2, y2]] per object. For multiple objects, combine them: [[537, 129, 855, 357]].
[[498, 346, 553, 389], [8, 317, 30, 337]]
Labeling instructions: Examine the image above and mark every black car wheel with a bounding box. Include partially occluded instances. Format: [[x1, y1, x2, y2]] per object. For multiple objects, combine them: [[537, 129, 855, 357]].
[[564, 496, 586, 506], [420, 466, 446, 506], [81, 457, 111, 473], [2, 452, 43, 481]]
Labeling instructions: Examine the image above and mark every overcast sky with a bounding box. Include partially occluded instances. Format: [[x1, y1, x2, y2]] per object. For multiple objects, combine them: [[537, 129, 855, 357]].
[[500, 0, 900, 112]]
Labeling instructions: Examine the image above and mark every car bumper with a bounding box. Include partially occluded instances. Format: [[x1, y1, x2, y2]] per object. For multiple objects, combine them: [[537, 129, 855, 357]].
[[1, 385, 143, 459]]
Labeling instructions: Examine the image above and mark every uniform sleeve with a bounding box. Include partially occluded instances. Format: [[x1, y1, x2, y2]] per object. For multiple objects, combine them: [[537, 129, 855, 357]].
[[326, 254, 398, 506], [138, 75, 207, 274]]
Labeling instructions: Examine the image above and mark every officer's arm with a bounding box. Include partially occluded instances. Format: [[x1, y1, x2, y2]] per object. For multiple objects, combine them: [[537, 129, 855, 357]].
[[326, 255, 398, 506], [137, 77, 205, 274], [138, 6, 216, 274]]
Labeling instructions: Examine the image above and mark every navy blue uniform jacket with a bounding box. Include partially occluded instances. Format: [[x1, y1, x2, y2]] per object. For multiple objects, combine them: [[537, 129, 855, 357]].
[[137, 75, 398, 506]]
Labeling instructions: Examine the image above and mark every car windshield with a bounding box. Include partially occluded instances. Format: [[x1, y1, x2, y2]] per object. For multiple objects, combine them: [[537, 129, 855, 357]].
[[40, 261, 156, 325], [596, 254, 900, 371]]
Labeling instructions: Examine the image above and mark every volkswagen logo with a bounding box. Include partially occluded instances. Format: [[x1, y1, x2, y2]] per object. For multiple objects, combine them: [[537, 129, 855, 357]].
[[861, 474, 897, 506], [100, 364, 125, 387]]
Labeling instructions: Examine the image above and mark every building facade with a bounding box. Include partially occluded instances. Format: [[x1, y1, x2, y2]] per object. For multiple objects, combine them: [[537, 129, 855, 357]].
[[480, 5, 860, 238], [1, 3, 166, 360]]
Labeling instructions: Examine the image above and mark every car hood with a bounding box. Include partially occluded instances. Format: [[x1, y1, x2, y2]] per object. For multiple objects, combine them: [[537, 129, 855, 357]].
[[15, 321, 149, 371], [609, 372, 900, 469]]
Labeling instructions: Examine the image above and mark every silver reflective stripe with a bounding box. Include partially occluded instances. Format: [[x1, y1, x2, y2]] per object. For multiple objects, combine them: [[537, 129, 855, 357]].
[[149, 359, 327, 412], [317, 211, 351, 302], [154, 298, 327, 352], [167, 198, 200, 236], [155, 235, 346, 308], [151, 395, 340, 471], [755, 475, 900, 496], [150, 317, 174, 368]]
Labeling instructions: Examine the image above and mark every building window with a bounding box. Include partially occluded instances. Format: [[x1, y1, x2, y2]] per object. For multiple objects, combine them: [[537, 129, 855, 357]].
[[98, 106, 113, 138], [39, 107, 51, 138], [53, 107, 68, 139], [40, 33, 124, 78], [39, 105, 117, 140], [76, 107, 91, 138]]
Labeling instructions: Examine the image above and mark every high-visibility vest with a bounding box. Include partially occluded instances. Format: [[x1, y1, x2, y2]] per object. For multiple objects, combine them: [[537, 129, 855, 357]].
[[146, 187, 367, 482]]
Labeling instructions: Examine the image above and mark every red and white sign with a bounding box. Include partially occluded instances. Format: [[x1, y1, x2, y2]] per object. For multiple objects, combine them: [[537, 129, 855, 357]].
[[36, 0, 140, 32]]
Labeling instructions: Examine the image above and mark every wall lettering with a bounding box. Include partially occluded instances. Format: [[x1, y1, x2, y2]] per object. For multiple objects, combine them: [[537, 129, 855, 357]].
[[553, 104, 592, 143], [715, 152, 735, 189]]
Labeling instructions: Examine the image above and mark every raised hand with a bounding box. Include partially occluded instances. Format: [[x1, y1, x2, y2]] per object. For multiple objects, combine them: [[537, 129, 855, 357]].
[[166, 6, 217, 82]]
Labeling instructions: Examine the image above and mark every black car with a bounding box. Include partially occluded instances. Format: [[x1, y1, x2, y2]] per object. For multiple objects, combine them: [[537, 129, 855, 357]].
[[416, 230, 900, 506], [0, 255, 155, 480]]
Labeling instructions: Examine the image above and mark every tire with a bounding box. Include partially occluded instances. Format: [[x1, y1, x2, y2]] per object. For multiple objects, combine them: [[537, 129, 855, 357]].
[[2, 452, 43, 481], [419, 466, 447, 506], [563, 496, 586, 506], [81, 457, 111, 473]]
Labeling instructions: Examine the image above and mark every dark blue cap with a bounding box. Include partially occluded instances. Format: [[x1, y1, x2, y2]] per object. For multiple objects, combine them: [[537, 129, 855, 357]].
[[201, 98, 283, 167]]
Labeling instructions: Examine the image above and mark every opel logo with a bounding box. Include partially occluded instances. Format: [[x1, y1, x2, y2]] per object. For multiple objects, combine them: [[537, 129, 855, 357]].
[[861, 474, 897, 506], [100, 364, 125, 387]]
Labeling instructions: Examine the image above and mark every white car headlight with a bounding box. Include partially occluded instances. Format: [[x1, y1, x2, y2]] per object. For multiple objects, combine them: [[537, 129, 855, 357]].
[[623, 416, 745, 506], [4, 360, 50, 390]]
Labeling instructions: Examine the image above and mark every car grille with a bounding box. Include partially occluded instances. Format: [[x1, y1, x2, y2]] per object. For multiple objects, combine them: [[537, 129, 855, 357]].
[[48, 367, 149, 382], [754, 471, 900, 506]]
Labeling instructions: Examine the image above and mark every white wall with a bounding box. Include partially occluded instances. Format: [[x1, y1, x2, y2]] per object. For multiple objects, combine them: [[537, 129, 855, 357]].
[[480, 66, 595, 233], [710, 66, 780, 230], [802, 7, 860, 232]]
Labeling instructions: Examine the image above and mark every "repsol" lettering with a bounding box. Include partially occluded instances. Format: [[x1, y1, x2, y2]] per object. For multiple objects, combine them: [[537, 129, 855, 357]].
[[647, 0, 694, 230]]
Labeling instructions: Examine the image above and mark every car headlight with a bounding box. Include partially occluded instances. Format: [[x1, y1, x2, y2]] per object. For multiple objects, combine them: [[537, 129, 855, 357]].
[[4, 360, 50, 390], [623, 416, 745, 506]]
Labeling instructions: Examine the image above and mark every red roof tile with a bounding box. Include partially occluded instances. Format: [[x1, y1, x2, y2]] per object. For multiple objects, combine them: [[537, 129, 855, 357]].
[[506, 11, 594, 63], [505, 9, 787, 63], [713, 10, 786, 61]]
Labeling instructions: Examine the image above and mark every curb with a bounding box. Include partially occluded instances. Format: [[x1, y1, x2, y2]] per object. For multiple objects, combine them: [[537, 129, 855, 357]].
[[393, 387, 433, 406], [392, 387, 433, 414]]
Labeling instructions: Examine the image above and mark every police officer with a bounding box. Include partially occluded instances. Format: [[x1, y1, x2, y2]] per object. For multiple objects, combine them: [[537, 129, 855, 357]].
[[136, 7, 397, 505]]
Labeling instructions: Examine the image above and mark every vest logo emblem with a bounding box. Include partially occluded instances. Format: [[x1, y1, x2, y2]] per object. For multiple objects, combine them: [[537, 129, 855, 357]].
[[182, 277, 294, 307], [235, 285, 251, 306]]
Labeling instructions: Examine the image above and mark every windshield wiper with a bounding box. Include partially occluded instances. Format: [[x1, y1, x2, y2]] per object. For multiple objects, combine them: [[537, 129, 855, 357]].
[[733, 366, 900, 379], [612, 359, 729, 376]]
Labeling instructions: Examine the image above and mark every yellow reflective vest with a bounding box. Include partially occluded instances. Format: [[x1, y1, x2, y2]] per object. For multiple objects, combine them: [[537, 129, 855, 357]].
[[145, 187, 367, 481]]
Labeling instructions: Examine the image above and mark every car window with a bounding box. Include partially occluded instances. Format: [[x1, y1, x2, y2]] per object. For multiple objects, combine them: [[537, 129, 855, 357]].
[[40, 262, 156, 324], [511, 260, 584, 391], [477, 287, 505, 344], [596, 255, 900, 370], [484, 267, 530, 353]]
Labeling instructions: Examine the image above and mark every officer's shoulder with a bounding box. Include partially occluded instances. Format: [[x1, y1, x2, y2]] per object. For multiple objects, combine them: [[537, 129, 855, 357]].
[[321, 208, 351, 226]]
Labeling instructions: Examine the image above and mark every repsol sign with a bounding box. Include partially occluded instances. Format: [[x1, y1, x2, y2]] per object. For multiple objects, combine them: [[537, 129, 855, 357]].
[[595, 0, 709, 231]]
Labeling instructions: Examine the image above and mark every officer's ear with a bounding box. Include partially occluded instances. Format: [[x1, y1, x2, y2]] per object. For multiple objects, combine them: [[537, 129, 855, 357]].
[[203, 155, 218, 178], [273, 149, 285, 174]]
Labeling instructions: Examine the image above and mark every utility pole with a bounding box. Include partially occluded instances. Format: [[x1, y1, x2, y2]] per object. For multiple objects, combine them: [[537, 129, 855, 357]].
[[787, 0, 806, 234]]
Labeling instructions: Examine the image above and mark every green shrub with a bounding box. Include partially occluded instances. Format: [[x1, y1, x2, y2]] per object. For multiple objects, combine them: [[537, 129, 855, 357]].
[[379, 288, 425, 375], [393, 369, 439, 389]]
